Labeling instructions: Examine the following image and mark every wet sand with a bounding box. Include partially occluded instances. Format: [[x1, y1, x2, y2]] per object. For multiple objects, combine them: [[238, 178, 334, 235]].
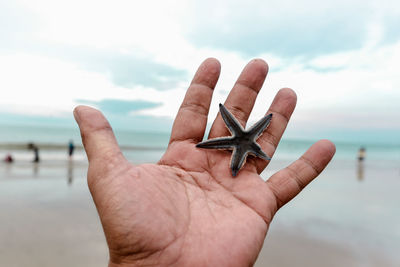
[[0, 157, 399, 267], [257, 220, 395, 267]]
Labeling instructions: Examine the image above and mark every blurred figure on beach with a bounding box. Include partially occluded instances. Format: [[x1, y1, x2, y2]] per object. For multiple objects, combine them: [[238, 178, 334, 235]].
[[357, 147, 366, 181], [67, 140, 75, 185], [68, 140, 75, 159], [28, 143, 40, 163], [3, 153, 14, 163], [358, 147, 366, 162]]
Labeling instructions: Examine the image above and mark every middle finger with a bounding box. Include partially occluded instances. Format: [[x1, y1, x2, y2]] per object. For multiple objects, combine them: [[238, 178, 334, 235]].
[[208, 59, 269, 139]]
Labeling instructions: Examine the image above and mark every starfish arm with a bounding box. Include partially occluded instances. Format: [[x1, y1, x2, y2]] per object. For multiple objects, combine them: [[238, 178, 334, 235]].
[[247, 113, 272, 139], [196, 137, 235, 149], [219, 103, 244, 136], [230, 147, 248, 177], [250, 142, 271, 161]]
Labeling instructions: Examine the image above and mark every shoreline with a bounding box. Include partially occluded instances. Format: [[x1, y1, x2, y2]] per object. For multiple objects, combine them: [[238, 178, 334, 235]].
[[0, 142, 166, 151]]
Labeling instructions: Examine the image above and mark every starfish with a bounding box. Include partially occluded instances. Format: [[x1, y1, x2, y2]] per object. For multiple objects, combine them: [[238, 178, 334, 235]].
[[196, 103, 272, 177]]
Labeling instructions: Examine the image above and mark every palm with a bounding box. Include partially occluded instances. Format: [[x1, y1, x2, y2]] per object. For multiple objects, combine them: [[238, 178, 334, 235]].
[[75, 58, 335, 266]]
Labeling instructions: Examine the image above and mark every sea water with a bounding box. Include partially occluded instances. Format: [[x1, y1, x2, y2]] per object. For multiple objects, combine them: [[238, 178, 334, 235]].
[[1, 124, 399, 163]]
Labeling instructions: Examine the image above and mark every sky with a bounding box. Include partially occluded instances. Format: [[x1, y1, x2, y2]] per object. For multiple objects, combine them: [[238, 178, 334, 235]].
[[0, 0, 399, 143]]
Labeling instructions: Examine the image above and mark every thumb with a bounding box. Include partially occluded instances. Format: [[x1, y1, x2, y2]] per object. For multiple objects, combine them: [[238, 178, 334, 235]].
[[74, 105, 124, 165]]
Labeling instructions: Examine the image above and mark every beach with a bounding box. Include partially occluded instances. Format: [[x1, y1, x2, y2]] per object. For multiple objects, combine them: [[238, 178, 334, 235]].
[[0, 138, 399, 267], [2, 0, 400, 265]]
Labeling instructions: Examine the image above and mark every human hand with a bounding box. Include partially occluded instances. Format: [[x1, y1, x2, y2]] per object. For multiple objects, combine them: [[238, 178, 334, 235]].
[[74, 58, 335, 267]]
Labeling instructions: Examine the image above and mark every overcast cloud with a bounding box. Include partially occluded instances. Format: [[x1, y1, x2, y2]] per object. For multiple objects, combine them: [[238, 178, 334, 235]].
[[0, 0, 399, 142]]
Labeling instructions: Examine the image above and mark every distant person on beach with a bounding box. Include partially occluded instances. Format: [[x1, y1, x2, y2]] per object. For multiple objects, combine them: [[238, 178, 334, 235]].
[[3, 153, 14, 163], [74, 58, 336, 266], [68, 140, 75, 158], [28, 143, 40, 163], [358, 147, 366, 162], [357, 147, 366, 181]]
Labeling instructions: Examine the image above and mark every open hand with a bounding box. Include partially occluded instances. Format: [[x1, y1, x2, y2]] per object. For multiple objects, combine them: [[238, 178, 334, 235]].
[[74, 58, 335, 267]]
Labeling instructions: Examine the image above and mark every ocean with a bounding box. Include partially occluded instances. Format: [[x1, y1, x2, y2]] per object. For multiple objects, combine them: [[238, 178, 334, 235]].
[[1, 124, 399, 163]]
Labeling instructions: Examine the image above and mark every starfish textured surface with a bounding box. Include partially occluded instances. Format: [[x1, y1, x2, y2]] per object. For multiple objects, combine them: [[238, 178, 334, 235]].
[[196, 103, 272, 177]]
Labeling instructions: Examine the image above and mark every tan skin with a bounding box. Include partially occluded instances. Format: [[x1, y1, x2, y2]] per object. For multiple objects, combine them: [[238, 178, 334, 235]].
[[74, 58, 335, 267]]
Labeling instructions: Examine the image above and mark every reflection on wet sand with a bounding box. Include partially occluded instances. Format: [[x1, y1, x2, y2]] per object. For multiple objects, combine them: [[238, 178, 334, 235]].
[[33, 162, 39, 177], [3, 161, 13, 175], [1, 158, 79, 185], [357, 161, 364, 181], [68, 159, 74, 185]]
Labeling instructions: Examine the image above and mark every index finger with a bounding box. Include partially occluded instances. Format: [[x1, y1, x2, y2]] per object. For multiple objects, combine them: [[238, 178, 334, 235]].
[[169, 58, 221, 144]]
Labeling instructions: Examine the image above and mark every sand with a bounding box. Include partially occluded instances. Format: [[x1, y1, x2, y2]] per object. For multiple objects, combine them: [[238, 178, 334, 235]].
[[0, 158, 399, 267]]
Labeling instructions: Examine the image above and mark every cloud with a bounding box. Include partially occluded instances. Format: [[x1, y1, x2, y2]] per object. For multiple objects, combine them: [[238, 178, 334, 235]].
[[15, 0, 188, 49], [77, 51, 187, 90], [0, 53, 191, 119], [77, 99, 162, 114], [0, 0, 189, 90], [53, 47, 188, 90], [0, 1, 188, 91], [1, 0, 400, 144], [183, 0, 400, 58], [0, 1, 38, 51]]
